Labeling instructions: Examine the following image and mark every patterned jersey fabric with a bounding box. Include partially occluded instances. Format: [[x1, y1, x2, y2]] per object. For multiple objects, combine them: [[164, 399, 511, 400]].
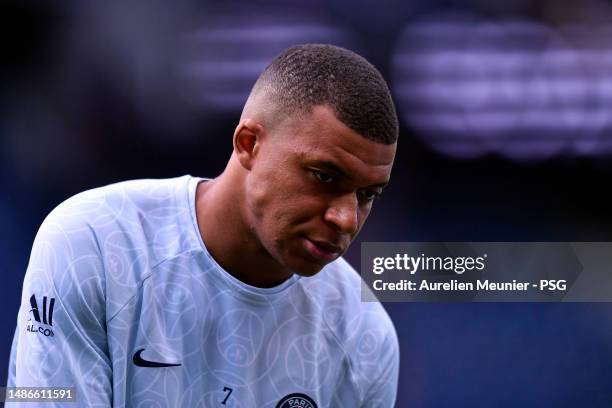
[[8, 175, 399, 408]]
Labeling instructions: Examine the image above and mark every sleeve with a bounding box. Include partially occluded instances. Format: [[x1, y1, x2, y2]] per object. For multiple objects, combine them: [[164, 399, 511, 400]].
[[360, 321, 400, 408], [6, 208, 112, 408]]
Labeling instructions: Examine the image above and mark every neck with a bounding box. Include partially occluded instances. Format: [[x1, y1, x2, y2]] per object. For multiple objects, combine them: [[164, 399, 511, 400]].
[[194, 161, 293, 288]]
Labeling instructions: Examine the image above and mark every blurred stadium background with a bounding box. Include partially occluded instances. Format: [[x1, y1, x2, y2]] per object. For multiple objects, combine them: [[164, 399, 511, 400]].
[[2, 0, 612, 406]]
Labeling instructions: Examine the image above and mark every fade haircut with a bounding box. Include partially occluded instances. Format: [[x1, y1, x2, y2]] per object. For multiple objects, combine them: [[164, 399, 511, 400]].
[[247, 44, 398, 145]]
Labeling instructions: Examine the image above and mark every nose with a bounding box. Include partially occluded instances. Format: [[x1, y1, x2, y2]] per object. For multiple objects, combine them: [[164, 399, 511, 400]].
[[323, 193, 359, 236]]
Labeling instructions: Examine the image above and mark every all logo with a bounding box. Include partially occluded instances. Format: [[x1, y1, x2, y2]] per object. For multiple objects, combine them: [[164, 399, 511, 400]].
[[276, 393, 318, 408], [26, 294, 55, 337]]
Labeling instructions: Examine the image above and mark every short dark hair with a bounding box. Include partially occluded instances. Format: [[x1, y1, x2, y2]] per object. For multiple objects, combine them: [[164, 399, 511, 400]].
[[253, 44, 398, 145]]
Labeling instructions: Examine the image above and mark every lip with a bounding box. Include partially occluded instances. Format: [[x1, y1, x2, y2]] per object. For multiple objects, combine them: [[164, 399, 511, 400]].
[[303, 238, 342, 262]]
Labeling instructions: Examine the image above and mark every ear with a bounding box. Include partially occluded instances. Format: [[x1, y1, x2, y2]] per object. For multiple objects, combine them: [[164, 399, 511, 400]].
[[233, 118, 265, 170]]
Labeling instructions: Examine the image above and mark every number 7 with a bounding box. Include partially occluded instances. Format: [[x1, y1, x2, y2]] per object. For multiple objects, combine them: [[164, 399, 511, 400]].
[[221, 387, 233, 405]]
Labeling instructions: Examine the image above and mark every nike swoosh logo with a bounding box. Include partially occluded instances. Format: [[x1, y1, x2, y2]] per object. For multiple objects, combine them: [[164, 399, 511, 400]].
[[133, 348, 181, 368]]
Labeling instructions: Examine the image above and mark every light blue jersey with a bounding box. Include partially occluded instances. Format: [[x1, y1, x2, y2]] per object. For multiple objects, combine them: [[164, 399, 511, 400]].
[[8, 175, 399, 407]]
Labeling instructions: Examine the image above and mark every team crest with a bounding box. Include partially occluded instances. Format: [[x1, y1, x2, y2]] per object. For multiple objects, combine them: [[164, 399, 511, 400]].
[[276, 393, 318, 408]]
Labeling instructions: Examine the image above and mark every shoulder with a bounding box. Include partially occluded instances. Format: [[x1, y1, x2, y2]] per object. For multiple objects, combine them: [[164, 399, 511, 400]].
[[42, 174, 197, 261], [48, 175, 192, 228], [29, 175, 199, 317]]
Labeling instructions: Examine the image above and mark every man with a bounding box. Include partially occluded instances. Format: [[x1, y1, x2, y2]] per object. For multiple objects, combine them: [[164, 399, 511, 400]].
[[8, 44, 399, 407]]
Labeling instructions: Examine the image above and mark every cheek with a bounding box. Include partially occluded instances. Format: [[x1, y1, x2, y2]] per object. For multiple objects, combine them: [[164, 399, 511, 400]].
[[245, 163, 304, 230], [247, 175, 324, 240], [247, 169, 291, 218]]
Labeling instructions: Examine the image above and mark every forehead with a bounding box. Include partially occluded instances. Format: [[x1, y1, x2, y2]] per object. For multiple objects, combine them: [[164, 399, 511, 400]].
[[274, 106, 396, 182]]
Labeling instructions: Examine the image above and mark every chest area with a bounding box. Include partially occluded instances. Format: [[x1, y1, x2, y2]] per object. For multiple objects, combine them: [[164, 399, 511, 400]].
[[107, 265, 356, 407]]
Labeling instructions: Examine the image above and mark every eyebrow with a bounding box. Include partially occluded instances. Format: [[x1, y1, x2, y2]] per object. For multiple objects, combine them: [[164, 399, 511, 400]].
[[316, 160, 389, 188]]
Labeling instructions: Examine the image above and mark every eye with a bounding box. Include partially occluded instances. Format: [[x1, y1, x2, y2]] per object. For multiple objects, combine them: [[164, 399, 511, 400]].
[[312, 170, 334, 183], [359, 189, 381, 202]]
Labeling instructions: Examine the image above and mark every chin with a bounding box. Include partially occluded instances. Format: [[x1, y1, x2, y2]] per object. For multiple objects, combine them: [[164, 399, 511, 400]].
[[286, 258, 329, 278], [293, 268, 324, 278]]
